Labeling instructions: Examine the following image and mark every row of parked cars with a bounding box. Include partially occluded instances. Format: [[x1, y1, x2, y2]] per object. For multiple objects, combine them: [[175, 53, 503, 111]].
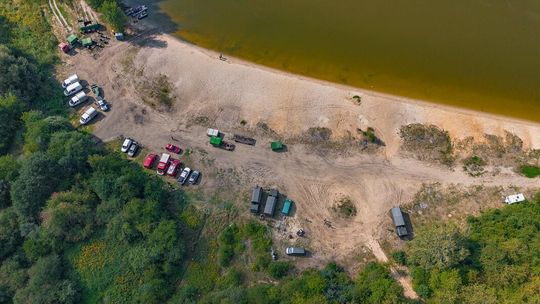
[[62, 74, 109, 125], [122, 138, 200, 185]]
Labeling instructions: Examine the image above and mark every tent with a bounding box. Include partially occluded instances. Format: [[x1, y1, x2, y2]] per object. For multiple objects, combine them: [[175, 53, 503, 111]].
[[67, 34, 78, 45]]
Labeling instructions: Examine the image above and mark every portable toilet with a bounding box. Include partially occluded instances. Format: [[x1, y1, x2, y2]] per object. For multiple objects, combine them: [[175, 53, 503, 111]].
[[282, 199, 293, 215]]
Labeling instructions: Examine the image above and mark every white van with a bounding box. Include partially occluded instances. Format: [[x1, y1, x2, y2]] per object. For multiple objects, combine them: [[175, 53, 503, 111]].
[[69, 91, 88, 107], [64, 82, 83, 96], [62, 74, 79, 88], [79, 107, 97, 125]]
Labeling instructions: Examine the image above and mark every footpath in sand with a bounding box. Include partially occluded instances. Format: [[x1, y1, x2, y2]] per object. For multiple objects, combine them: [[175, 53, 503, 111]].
[[58, 17, 540, 296]]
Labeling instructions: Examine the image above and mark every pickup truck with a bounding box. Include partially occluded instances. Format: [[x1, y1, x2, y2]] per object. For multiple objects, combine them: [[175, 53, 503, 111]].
[[156, 153, 171, 175]]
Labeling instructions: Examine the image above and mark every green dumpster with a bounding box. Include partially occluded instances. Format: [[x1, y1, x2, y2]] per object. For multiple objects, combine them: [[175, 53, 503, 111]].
[[271, 141, 283, 151], [81, 37, 93, 47], [282, 199, 293, 215], [210, 136, 222, 146], [67, 34, 78, 45]]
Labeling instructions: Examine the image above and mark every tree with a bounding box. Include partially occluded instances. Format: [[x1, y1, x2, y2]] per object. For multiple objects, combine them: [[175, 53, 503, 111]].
[[0, 94, 21, 154], [354, 262, 405, 304], [101, 0, 127, 32], [0, 256, 28, 302], [47, 131, 98, 177], [41, 191, 96, 243], [408, 224, 469, 270], [0, 208, 22, 260], [22, 112, 72, 154], [0, 45, 39, 103], [267, 262, 291, 279], [13, 255, 78, 304], [0, 155, 19, 209], [11, 152, 61, 222]]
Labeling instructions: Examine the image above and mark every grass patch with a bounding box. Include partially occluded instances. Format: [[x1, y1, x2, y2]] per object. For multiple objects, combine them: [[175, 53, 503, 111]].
[[520, 165, 540, 178]]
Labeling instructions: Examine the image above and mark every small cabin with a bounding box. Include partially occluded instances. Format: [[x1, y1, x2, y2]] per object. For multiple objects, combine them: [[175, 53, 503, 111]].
[[251, 186, 263, 204]]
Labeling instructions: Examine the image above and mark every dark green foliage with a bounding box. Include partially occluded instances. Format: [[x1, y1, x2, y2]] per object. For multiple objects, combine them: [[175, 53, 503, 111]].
[[46, 131, 99, 178], [100, 0, 127, 32], [13, 255, 78, 304], [0, 155, 18, 209], [408, 224, 469, 270], [354, 262, 405, 304], [0, 94, 22, 154], [0, 208, 22, 260], [22, 111, 72, 154], [11, 152, 61, 222], [519, 165, 540, 178], [42, 191, 96, 244], [218, 224, 240, 267], [267, 261, 290, 279], [391, 250, 407, 265], [408, 194, 540, 302], [0, 256, 27, 301], [0, 46, 39, 103]]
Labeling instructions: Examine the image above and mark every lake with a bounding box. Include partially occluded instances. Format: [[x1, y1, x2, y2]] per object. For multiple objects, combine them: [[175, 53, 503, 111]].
[[158, 0, 540, 122]]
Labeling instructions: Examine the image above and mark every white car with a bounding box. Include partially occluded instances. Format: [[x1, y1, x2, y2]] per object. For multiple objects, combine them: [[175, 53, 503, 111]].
[[121, 138, 133, 153], [79, 107, 97, 125], [178, 167, 191, 185], [62, 74, 78, 88], [96, 97, 109, 111]]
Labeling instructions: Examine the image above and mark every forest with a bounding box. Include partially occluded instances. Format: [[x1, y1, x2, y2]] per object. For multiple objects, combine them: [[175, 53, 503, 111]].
[[0, 1, 539, 303]]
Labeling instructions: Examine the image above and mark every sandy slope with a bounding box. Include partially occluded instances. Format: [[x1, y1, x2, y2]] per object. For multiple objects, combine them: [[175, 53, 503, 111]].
[[58, 18, 540, 294]]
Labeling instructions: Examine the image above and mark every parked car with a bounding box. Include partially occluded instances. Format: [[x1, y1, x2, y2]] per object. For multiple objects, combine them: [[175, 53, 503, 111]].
[[156, 153, 171, 175], [62, 74, 78, 88], [178, 167, 191, 185], [285, 247, 306, 256], [143, 154, 157, 169], [69, 91, 88, 107], [127, 141, 139, 157], [121, 138, 133, 153], [79, 107, 97, 125], [96, 97, 109, 111], [167, 159, 181, 177], [64, 82, 83, 96], [188, 170, 200, 184], [138, 10, 148, 19], [90, 84, 102, 98], [165, 144, 181, 154]]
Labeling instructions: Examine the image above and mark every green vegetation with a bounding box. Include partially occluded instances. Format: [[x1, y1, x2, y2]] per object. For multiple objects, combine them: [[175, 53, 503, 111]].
[[100, 0, 127, 32], [333, 196, 357, 218], [399, 123, 454, 166], [463, 155, 486, 176], [519, 165, 540, 178], [405, 193, 540, 303]]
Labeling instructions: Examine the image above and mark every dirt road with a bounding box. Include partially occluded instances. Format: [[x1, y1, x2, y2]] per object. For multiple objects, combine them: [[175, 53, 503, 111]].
[[57, 23, 540, 292]]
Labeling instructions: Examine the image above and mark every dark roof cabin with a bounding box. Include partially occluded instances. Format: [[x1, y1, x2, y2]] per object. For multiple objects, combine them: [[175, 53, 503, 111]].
[[264, 195, 277, 216]]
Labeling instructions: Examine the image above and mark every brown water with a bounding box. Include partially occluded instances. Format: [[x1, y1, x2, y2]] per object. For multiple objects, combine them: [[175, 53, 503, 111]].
[[158, 0, 540, 122]]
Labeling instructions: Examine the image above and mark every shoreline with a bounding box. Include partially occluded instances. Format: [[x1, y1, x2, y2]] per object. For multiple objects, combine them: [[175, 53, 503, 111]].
[[118, 1, 540, 151]]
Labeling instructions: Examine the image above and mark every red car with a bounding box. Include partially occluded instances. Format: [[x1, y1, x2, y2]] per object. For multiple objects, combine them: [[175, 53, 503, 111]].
[[143, 154, 157, 169], [165, 143, 182, 154], [156, 153, 171, 175], [166, 159, 181, 177]]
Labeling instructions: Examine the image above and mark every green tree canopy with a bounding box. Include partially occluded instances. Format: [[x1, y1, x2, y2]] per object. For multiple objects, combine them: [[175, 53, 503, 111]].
[[11, 152, 61, 222], [101, 0, 127, 32], [408, 224, 469, 270], [0, 45, 39, 103]]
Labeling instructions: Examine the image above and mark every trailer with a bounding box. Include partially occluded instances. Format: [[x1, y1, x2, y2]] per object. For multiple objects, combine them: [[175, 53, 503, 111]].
[[67, 34, 78, 45], [233, 134, 256, 145], [504, 193, 525, 204], [80, 23, 101, 33], [391, 207, 408, 237]]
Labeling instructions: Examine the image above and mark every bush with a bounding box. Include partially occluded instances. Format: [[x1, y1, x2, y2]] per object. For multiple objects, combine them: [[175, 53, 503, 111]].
[[267, 262, 291, 279], [519, 165, 540, 178], [391, 251, 407, 265]]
